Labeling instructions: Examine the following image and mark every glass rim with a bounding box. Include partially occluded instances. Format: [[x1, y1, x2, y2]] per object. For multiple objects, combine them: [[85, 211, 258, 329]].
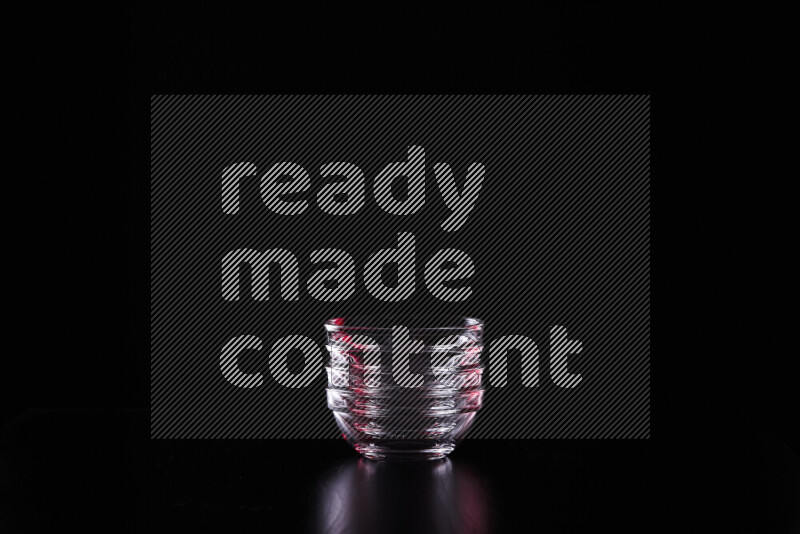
[[324, 315, 484, 332]]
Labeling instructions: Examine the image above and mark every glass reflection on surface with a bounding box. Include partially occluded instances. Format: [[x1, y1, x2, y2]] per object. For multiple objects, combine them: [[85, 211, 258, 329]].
[[309, 458, 491, 534]]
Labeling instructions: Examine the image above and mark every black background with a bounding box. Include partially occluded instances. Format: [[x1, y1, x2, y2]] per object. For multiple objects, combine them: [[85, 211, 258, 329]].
[[2, 3, 798, 533]]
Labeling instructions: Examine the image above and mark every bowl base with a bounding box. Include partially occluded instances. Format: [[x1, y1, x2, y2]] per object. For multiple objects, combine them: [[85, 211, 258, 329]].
[[355, 440, 455, 461]]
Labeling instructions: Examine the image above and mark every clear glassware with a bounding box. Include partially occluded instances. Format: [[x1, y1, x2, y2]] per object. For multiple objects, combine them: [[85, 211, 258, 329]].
[[324, 316, 484, 461]]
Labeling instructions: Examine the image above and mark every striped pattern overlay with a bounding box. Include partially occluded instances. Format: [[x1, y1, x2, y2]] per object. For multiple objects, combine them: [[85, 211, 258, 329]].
[[151, 95, 650, 439]]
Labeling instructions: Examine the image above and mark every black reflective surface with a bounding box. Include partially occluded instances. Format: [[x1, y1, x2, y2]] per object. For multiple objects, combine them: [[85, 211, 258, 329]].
[[308, 458, 491, 533], [1, 411, 658, 533], [3, 411, 799, 532]]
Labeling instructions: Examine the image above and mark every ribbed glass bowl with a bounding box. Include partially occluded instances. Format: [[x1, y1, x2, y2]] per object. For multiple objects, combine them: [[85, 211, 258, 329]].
[[325, 316, 484, 461]]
